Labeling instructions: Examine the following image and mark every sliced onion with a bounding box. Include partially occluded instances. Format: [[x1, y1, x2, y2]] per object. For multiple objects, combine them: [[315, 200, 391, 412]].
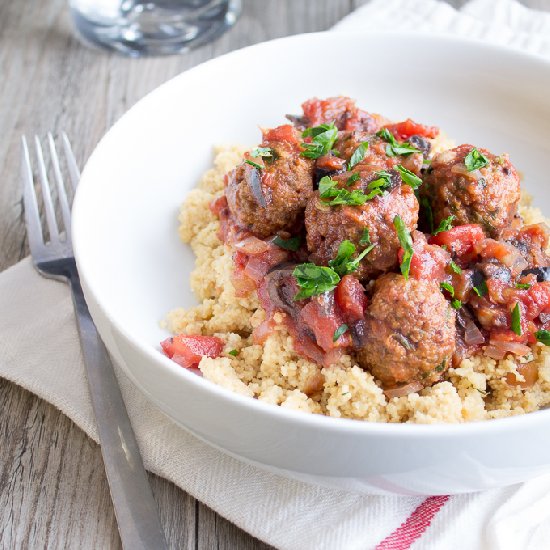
[[384, 381, 424, 399], [233, 236, 270, 255], [484, 341, 531, 360], [464, 319, 485, 345]]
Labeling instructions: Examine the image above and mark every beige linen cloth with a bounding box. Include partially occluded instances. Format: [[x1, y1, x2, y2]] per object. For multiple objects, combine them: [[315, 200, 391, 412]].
[[2, 1, 550, 548]]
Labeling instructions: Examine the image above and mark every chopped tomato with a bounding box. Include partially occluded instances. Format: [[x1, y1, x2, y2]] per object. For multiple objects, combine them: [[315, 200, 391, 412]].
[[161, 335, 224, 369], [384, 118, 439, 140], [262, 124, 298, 144], [429, 224, 484, 261], [300, 294, 352, 352], [403, 239, 449, 281], [335, 275, 367, 323]]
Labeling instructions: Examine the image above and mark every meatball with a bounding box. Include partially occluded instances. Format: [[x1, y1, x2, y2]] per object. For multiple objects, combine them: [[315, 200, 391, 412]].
[[357, 274, 456, 390], [304, 169, 419, 280], [333, 132, 425, 175], [422, 144, 521, 237], [225, 132, 314, 238], [295, 96, 389, 132]]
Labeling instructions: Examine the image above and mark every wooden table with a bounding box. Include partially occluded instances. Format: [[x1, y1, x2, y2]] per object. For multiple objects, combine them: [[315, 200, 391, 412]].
[[0, 0, 547, 547]]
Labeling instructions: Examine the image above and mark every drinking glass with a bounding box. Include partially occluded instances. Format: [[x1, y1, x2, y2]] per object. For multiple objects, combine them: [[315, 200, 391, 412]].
[[69, 0, 242, 57]]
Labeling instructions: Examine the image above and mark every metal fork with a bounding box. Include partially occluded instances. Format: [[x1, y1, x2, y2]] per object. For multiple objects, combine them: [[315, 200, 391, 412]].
[[22, 134, 168, 550]]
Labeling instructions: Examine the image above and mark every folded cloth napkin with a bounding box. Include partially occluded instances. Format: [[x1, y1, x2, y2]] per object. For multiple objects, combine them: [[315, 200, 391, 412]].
[[2, 1, 550, 548]]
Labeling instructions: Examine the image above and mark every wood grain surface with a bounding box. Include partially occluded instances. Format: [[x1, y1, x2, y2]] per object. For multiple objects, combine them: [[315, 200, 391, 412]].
[[0, 0, 548, 548]]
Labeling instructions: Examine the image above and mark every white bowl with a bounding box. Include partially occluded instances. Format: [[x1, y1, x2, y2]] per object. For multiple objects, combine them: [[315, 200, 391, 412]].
[[72, 31, 550, 495]]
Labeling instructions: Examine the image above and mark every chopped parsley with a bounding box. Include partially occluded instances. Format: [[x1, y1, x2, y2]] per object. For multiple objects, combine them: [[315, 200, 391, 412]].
[[451, 298, 462, 309], [333, 324, 349, 342], [516, 283, 532, 290], [273, 235, 301, 251], [449, 260, 462, 275], [473, 279, 488, 297], [440, 282, 455, 296], [319, 176, 368, 206], [329, 240, 373, 277], [348, 142, 369, 170], [433, 215, 455, 236], [419, 196, 434, 234], [250, 147, 278, 163], [292, 263, 340, 300], [301, 122, 338, 159], [393, 215, 414, 280], [464, 147, 489, 172], [535, 330, 550, 346], [346, 172, 360, 186], [395, 164, 422, 189], [227, 349, 239, 357], [511, 302, 522, 335], [364, 170, 393, 200], [359, 228, 371, 246], [245, 159, 263, 170], [376, 128, 420, 157]]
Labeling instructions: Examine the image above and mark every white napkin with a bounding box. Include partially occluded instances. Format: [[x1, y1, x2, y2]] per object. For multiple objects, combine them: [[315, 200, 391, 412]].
[[2, 1, 550, 549]]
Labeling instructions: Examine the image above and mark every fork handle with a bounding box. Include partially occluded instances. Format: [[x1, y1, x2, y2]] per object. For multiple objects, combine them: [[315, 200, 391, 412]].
[[68, 270, 168, 550]]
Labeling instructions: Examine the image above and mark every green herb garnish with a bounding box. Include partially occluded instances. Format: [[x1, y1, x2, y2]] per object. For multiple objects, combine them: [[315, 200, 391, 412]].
[[328, 240, 373, 277], [516, 283, 532, 290], [319, 176, 368, 206], [395, 164, 422, 189], [393, 215, 414, 280], [449, 260, 462, 275], [273, 235, 301, 252], [511, 302, 522, 335], [333, 324, 349, 342], [376, 128, 420, 157], [419, 196, 434, 234], [464, 147, 489, 172], [473, 279, 488, 297], [301, 122, 338, 159], [292, 263, 340, 300], [228, 349, 239, 357], [433, 215, 455, 236], [346, 172, 360, 186], [364, 170, 393, 200], [535, 330, 550, 346], [359, 228, 371, 246], [348, 142, 369, 170], [451, 298, 462, 309], [245, 159, 262, 170], [440, 282, 455, 296], [251, 147, 278, 163]]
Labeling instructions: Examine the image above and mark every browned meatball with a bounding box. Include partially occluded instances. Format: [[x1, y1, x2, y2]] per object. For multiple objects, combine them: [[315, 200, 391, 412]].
[[357, 274, 456, 390], [422, 144, 521, 237], [304, 170, 419, 280], [334, 132, 425, 175], [225, 136, 314, 238]]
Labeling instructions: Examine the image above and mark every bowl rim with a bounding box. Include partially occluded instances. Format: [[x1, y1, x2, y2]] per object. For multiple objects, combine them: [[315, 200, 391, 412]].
[[72, 29, 550, 438]]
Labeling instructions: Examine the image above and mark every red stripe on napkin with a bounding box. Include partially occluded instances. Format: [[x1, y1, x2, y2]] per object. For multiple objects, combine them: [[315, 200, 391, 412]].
[[375, 495, 450, 550]]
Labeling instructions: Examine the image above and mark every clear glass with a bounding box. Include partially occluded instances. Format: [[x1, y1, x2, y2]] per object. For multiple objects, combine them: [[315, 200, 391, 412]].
[[69, 0, 242, 57]]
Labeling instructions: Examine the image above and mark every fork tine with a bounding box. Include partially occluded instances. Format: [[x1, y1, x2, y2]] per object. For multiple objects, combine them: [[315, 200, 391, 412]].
[[61, 132, 80, 191], [21, 136, 44, 253], [34, 135, 60, 242], [48, 133, 72, 244]]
